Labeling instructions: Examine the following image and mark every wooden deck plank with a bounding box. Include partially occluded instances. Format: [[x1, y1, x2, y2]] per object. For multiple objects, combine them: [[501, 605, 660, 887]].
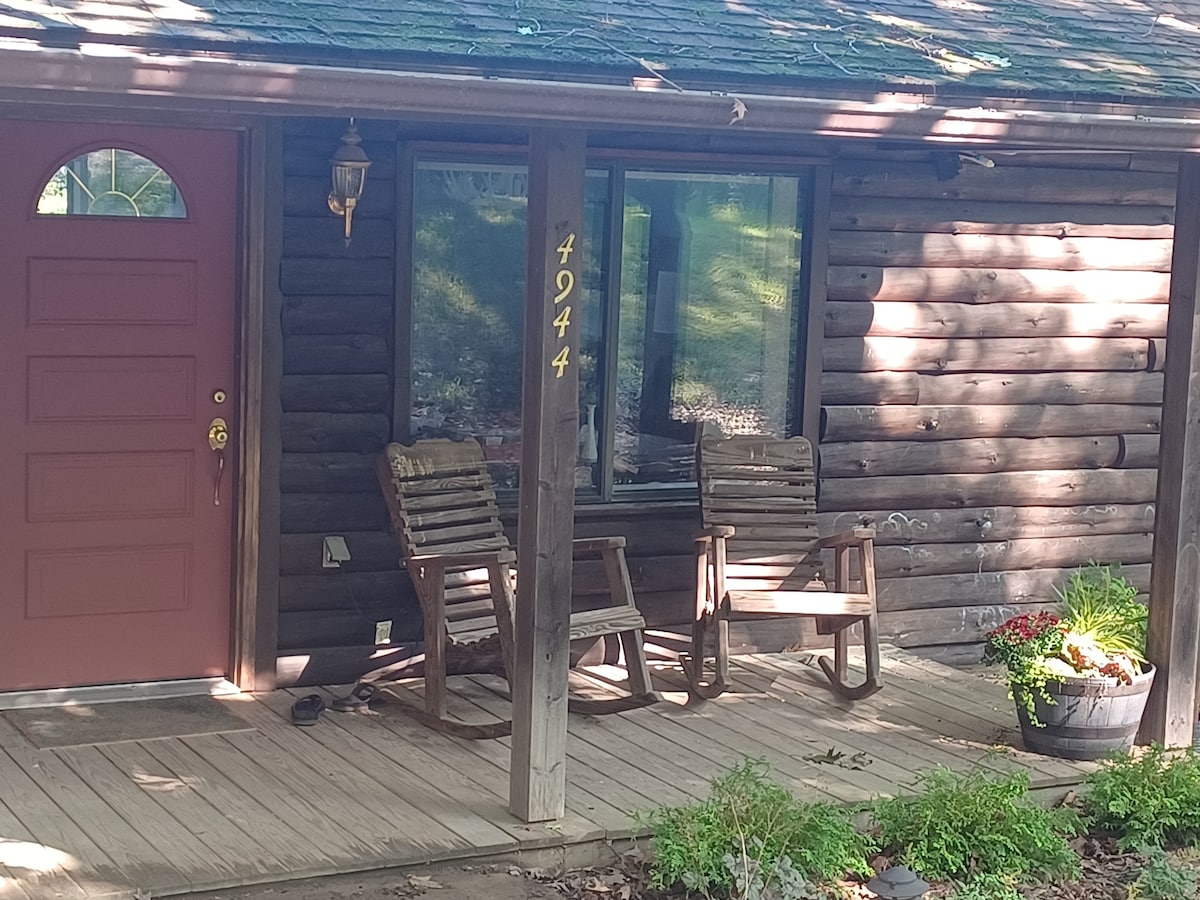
[[0, 648, 1103, 900], [361, 686, 625, 843], [455, 677, 693, 817], [178, 731, 387, 865], [53, 744, 246, 888], [0, 718, 167, 896], [138, 734, 342, 879], [279, 688, 518, 855], [412, 678, 645, 837], [618, 673, 904, 803], [236, 694, 472, 861], [735, 655, 1042, 782], [0, 795, 81, 900], [699, 661, 979, 791], [818, 650, 1093, 782]]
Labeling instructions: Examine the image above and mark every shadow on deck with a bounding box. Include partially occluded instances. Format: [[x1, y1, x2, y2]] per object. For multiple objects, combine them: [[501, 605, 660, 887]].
[[0, 647, 1094, 899]]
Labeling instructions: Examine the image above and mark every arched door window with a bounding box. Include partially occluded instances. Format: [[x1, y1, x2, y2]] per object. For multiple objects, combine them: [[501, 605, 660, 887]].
[[36, 147, 187, 218]]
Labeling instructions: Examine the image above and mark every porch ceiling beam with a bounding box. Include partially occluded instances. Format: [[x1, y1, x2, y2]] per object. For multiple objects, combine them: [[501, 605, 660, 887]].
[[3, 43, 1200, 152], [1141, 155, 1200, 749], [510, 128, 586, 823]]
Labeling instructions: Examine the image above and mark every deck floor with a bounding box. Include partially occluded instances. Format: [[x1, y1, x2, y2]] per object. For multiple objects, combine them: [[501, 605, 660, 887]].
[[0, 648, 1095, 899]]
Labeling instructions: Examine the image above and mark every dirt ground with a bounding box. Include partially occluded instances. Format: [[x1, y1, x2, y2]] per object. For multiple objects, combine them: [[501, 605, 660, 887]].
[[189, 862, 563, 900]]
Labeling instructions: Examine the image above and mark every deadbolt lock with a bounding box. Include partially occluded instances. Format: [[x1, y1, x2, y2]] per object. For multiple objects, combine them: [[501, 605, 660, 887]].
[[213, 390, 227, 404], [208, 417, 230, 451]]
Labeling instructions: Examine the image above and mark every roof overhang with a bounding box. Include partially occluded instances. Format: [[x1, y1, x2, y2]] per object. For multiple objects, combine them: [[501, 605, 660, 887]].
[[2, 38, 1200, 152]]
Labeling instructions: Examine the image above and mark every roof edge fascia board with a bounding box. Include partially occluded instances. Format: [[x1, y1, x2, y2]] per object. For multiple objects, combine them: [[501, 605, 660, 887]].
[[1, 42, 1199, 152]]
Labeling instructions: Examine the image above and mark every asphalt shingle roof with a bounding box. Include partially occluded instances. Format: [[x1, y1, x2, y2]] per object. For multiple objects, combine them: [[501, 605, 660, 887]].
[[3, 0, 1200, 101]]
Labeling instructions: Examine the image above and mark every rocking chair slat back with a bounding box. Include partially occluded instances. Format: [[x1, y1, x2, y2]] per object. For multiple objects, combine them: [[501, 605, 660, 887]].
[[380, 439, 512, 644], [699, 433, 824, 592]]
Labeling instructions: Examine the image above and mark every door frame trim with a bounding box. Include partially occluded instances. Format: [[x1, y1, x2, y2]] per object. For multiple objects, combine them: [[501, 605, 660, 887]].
[[231, 118, 281, 693]]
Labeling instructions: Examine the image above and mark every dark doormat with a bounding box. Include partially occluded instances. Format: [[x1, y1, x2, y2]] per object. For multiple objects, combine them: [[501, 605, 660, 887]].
[[3, 695, 253, 749]]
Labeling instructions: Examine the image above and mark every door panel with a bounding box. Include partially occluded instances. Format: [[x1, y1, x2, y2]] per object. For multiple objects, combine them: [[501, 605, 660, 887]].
[[0, 122, 238, 691]]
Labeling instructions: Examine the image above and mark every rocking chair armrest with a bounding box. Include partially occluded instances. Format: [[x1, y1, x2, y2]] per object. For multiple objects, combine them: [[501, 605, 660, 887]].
[[815, 527, 876, 549], [406, 550, 514, 574], [694, 525, 736, 544], [572, 536, 626, 554]]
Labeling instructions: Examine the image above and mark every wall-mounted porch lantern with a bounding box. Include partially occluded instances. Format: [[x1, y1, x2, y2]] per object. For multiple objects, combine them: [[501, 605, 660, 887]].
[[866, 866, 931, 899], [327, 117, 372, 245]]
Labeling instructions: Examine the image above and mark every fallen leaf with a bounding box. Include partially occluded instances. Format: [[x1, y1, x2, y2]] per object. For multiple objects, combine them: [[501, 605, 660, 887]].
[[729, 97, 747, 125]]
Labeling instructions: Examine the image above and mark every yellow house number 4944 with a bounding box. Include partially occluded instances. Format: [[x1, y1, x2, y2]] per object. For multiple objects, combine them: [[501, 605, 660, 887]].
[[551, 232, 576, 378]]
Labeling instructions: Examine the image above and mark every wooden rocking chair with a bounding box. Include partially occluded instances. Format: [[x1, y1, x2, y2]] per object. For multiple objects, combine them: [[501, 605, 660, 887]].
[[689, 431, 882, 701], [375, 438, 661, 738]]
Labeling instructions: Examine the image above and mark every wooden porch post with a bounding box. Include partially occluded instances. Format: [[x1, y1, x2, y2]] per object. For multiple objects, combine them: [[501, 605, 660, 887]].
[[510, 128, 586, 822], [1141, 155, 1200, 748]]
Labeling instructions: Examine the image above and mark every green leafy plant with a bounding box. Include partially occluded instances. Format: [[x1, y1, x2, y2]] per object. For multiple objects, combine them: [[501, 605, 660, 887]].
[[1056, 563, 1147, 664], [945, 872, 1023, 900], [648, 759, 872, 898], [870, 768, 1080, 883], [1129, 847, 1198, 899], [983, 563, 1147, 726], [1084, 745, 1200, 850]]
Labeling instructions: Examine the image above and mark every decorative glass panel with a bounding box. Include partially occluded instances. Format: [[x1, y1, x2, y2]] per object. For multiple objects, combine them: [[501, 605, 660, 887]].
[[613, 171, 804, 490], [37, 148, 186, 218]]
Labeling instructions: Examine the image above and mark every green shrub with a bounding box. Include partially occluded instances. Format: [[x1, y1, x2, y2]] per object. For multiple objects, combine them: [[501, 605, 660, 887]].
[[1130, 847, 1198, 900], [1084, 745, 1200, 850], [945, 873, 1023, 900], [648, 759, 872, 898], [870, 768, 1080, 882]]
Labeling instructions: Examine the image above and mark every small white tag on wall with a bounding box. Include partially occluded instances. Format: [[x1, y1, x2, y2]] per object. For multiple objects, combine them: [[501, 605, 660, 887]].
[[375, 620, 392, 645]]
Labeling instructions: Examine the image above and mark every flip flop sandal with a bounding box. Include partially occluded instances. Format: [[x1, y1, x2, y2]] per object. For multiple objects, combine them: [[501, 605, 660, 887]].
[[291, 694, 326, 725], [331, 683, 378, 713]]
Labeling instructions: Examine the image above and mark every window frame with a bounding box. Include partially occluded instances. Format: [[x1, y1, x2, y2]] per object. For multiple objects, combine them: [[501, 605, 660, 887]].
[[397, 142, 832, 506]]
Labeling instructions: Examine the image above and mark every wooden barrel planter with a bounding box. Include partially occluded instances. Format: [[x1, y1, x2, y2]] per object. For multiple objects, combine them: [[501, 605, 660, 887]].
[[1015, 665, 1155, 761]]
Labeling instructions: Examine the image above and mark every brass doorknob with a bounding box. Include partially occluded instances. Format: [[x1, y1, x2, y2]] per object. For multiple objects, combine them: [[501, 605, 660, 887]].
[[208, 417, 229, 451]]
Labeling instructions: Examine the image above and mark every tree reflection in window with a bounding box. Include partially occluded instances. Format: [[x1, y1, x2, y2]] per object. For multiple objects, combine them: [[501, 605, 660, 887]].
[[37, 148, 186, 218]]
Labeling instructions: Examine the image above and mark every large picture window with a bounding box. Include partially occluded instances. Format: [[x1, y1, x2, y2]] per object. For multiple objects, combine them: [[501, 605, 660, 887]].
[[406, 153, 812, 500]]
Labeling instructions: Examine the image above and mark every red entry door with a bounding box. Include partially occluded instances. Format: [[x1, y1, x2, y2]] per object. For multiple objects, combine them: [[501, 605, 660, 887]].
[[0, 122, 239, 691]]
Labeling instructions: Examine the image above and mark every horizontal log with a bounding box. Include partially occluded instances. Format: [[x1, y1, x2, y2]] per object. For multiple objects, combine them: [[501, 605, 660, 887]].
[[279, 571, 413, 612], [278, 607, 421, 651], [280, 374, 391, 413], [831, 161, 1175, 206], [819, 503, 1157, 546], [283, 116, 400, 141], [280, 530, 400, 575], [281, 259, 394, 296], [824, 301, 1169, 339], [874, 532, 1153, 579], [283, 216, 396, 259], [282, 134, 397, 177], [835, 149, 1172, 172], [827, 266, 1170, 304], [830, 196, 1174, 238], [282, 295, 392, 336], [896, 644, 988, 666], [283, 175, 394, 219], [818, 468, 1158, 511], [828, 232, 1173, 272], [282, 334, 390, 374], [818, 435, 1154, 478], [875, 564, 1152, 612], [822, 371, 1165, 406], [823, 336, 1152, 373], [1121, 434, 1162, 468], [879, 603, 1060, 648], [275, 643, 422, 687], [280, 452, 380, 493], [820, 405, 1161, 442], [281, 493, 388, 533], [281, 413, 390, 453]]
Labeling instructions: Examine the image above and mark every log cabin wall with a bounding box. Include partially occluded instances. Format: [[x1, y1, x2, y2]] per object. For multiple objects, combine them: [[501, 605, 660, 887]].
[[276, 118, 422, 671], [816, 149, 1176, 663], [271, 124, 1176, 683]]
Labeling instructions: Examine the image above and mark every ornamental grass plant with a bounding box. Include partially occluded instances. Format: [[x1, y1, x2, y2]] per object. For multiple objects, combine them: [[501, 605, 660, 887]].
[[983, 563, 1147, 725]]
